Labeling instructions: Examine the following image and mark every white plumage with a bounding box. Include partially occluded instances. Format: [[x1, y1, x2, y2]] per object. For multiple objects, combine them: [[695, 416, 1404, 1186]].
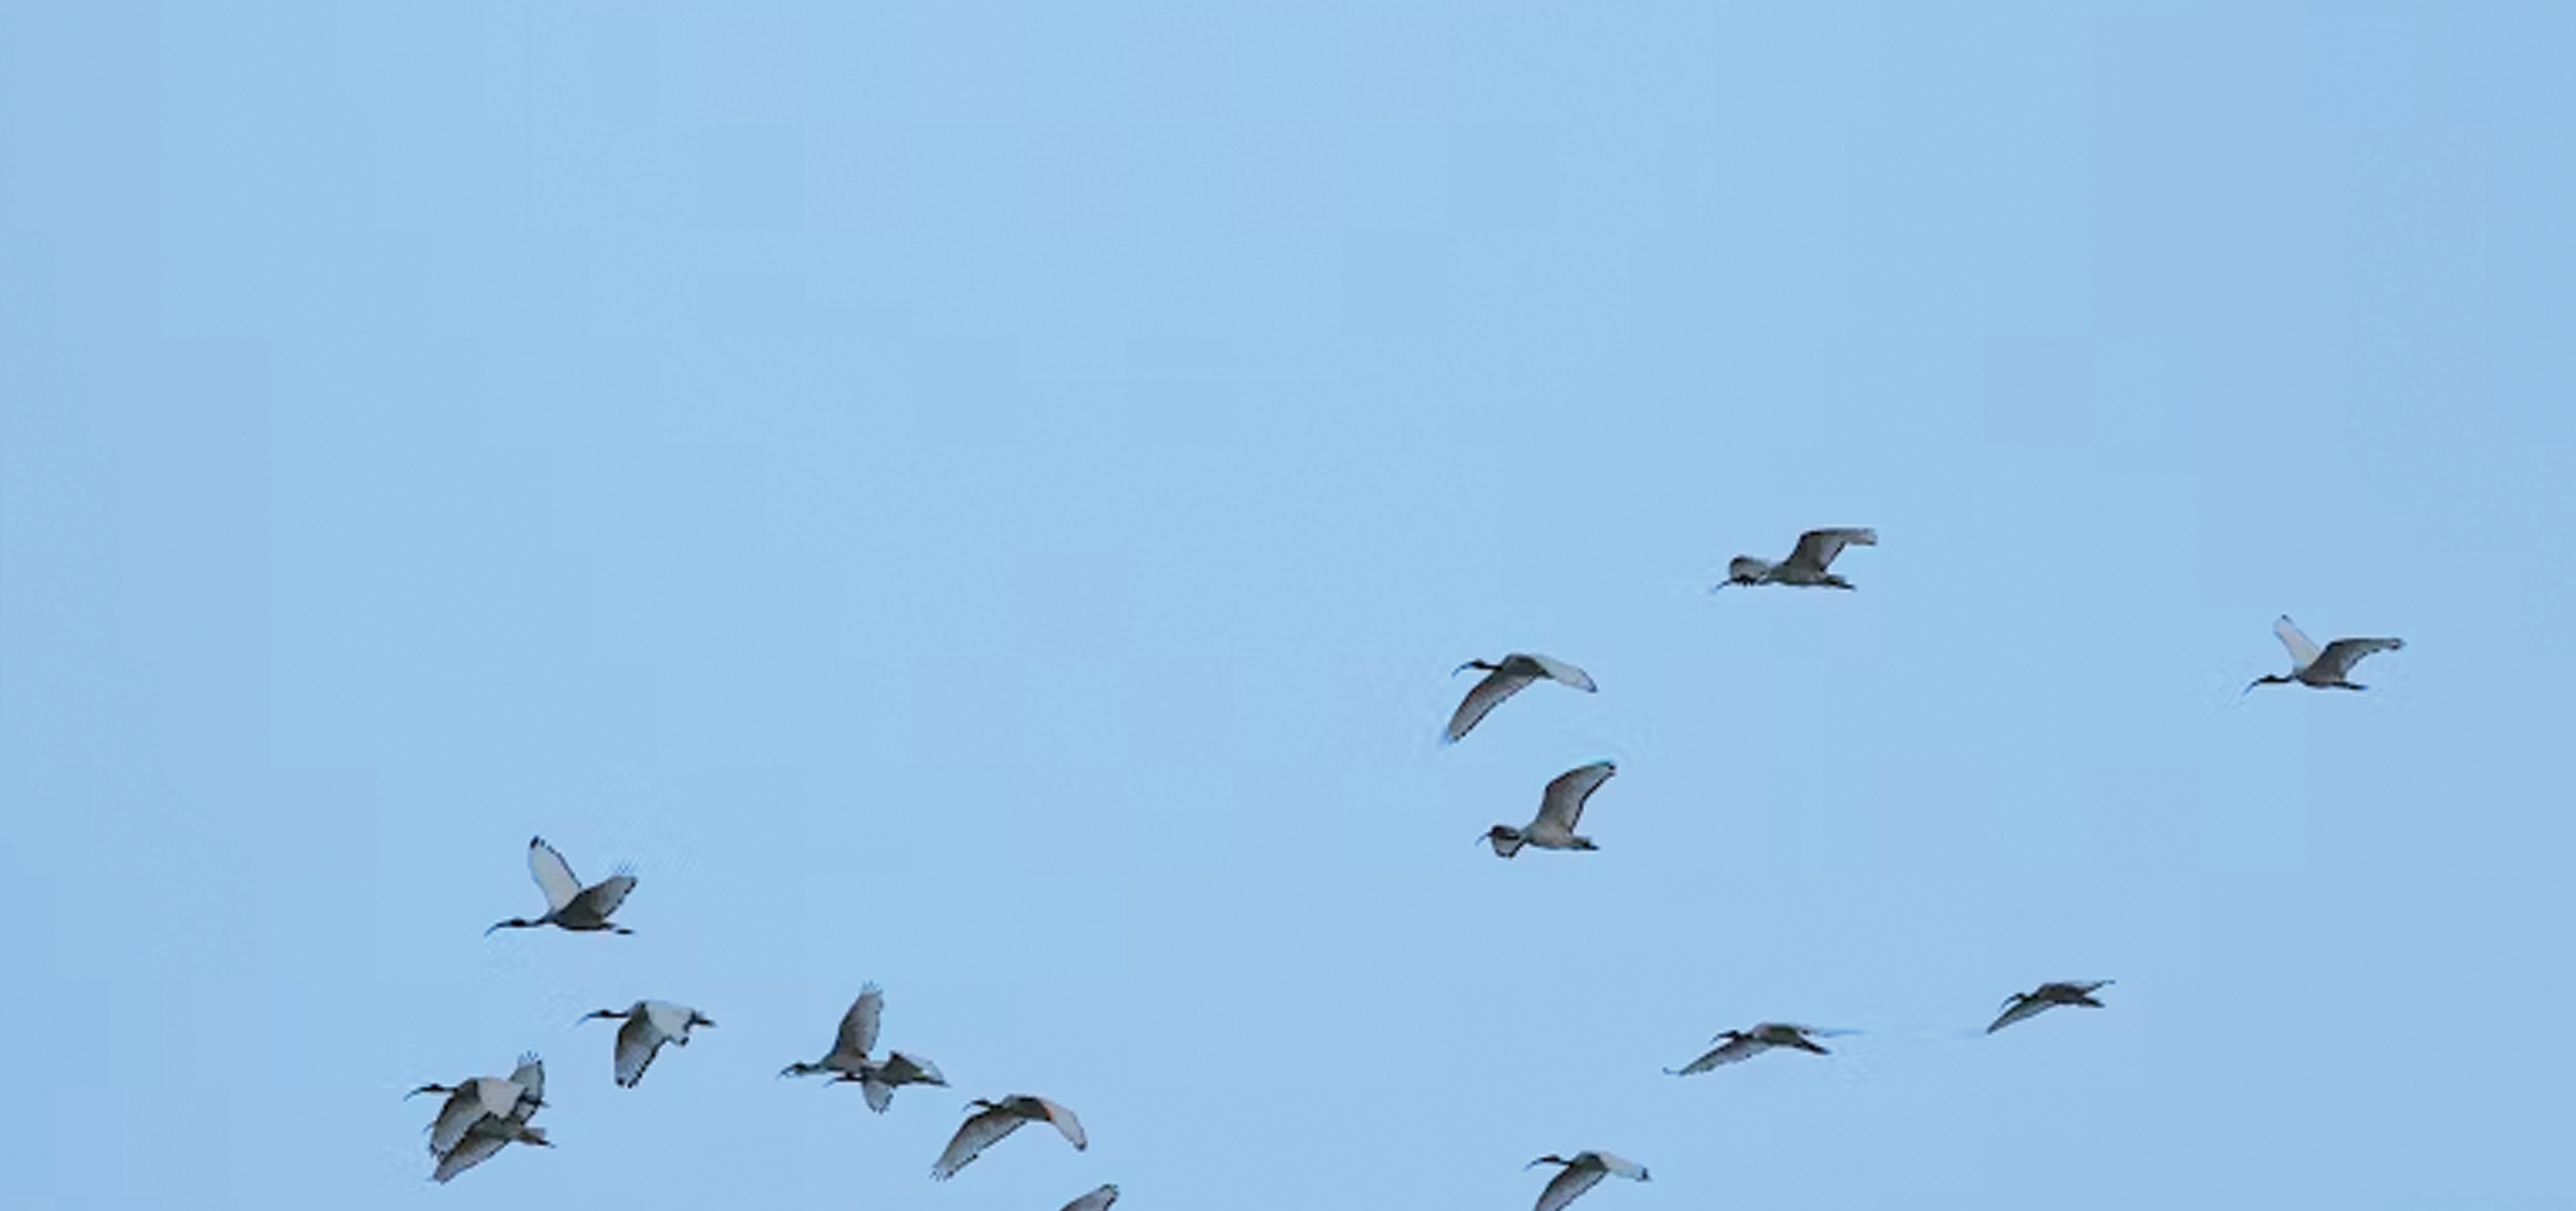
[[487, 836, 637, 935], [1485, 761, 1617, 858], [580, 999, 714, 1088], [410, 1053, 549, 1183], [1715, 527, 1877, 590], [2247, 616, 2404, 693]]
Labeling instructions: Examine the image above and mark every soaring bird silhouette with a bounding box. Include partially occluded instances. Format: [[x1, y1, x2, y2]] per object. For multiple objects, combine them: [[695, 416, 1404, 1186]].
[[1665, 1022, 1836, 1074], [932, 1095, 1086, 1180], [1446, 652, 1596, 743], [1989, 980, 2113, 1034]]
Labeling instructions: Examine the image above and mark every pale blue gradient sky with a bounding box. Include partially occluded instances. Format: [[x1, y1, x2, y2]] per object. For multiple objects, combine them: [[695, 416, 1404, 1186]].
[[5, 3, 2573, 1208]]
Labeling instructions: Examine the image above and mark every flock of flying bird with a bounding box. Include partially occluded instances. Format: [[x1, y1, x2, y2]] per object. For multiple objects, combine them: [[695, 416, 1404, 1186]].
[[413, 836, 1111, 1205], [410, 525, 2404, 1211], [1435, 527, 2401, 1211]]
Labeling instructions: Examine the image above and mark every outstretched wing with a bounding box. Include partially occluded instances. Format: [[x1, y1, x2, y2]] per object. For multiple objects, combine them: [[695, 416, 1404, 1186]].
[[527, 837, 582, 911], [431, 1131, 511, 1183], [1538, 762, 1617, 833], [1667, 1034, 1765, 1075], [428, 1078, 519, 1156], [1446, 666, 1538, 742], [2272, 616, 2322, 672], [839, 985, 885, 1060], [1058, 1184, 1122, 1211], [880, 1051, 945, 1086], [1525, 654, 1597, 693], [1589, 1153, 1649, 1181], [505, 1054, 545, 1119], [570, 872, 636, 921], [2315, 637, 2403, 680], [1534, 1164, 1607, 1211], [932, 1107, 1026, 1180], [1030, 1097, 1087, 1149], [1789, 527, 1876, 572], [858, 1075, 896, 1114], [1986, 996, 2052, 1034], [615, 1016, 670, 1088]]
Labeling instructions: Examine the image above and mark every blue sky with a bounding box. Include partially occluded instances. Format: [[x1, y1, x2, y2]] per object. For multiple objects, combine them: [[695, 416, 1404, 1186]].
[[4, 2, 2572, 1207]]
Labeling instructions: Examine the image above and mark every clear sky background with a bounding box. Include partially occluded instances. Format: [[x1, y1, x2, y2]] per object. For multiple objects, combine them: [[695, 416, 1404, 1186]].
[[4, 3, 2572, 1208]]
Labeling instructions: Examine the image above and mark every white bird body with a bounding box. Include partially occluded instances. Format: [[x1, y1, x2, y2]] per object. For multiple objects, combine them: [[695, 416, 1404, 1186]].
[[1526, 1151, 1649, 1211], [1716, 527, 1877, 590], [1989, 980, 2113, 1034], [782, 984, 949, 1112], [1665, 1022, 1832, 1074], [1058, 1183, 1121, 1211], [2247, 616, 2404, 692], [423, 1076, 525, 1157], [932, 1094, 1086, 1180], [488, 836, 637, 935], [411, 1054, 548, 1182], [581, 999, 714, 1088], [1486, 761, 1616, 858], [1446, 652, 1597, 743]]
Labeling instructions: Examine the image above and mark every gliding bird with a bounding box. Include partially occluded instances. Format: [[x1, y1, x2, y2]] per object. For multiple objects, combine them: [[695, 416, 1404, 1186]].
[[1524, 1151, 1650, 1211], [1665, 1022, 1836, 1074], [1446, 653, 1596, 743], [487, 836, 636, 935], [579, 1000, 714, 1088], [2245, 616, 2404, 694], [1715, 527, 1877, 590], [931, 1095, 1087, 1180], [1485, 760, 1616, 858], [1988, 980, 2113, 1034]]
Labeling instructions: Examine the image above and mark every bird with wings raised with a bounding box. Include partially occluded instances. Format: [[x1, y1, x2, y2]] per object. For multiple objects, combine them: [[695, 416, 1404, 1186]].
[[1446, 652, 1597, 743], [1715, 527, 1878, 590], [2245, 616, 2404, 694], [779, 983, 950, 1112], [931, 1094, 1086, 1180], [487, 836, 637, 936], [1485, 760, 1617, 858]]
